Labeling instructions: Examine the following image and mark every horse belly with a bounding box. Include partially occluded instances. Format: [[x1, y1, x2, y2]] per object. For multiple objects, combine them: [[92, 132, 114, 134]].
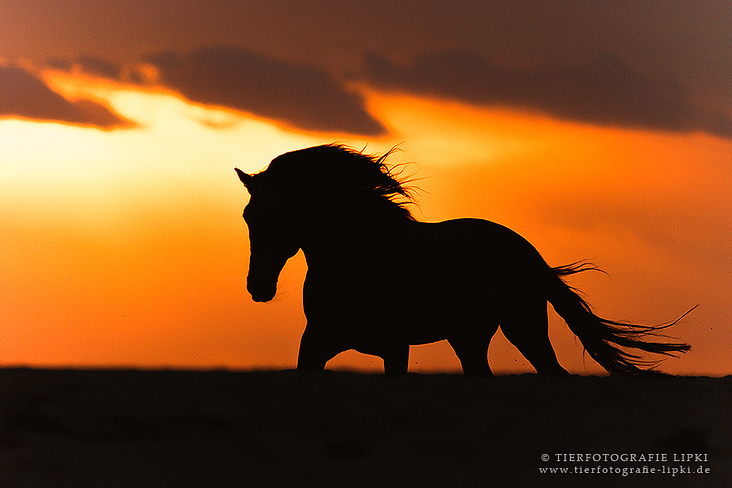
[[303, 270, 415, 348], [402, 284, 497, 345]]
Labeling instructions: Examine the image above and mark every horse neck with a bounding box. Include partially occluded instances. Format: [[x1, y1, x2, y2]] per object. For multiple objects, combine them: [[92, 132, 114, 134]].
[[297, 200, 410, 263]]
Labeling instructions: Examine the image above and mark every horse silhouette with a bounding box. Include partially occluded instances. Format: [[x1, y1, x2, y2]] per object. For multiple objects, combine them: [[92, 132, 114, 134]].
[[235, 144, 690, 376]]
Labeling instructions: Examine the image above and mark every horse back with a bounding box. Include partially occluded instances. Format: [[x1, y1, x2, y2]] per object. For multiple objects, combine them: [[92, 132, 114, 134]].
[[403, 219, 548, 330], [408, 218, 545, 281]]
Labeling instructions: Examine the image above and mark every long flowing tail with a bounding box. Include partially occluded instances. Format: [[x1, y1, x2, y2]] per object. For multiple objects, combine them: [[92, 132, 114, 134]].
[[546, 262, 693, 375]]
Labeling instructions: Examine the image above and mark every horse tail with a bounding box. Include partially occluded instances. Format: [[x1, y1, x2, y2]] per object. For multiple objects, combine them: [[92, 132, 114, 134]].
[[545, 262, 693, 375]]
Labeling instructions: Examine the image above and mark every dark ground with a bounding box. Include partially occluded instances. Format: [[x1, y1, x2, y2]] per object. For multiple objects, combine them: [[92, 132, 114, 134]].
[[1, 369, 730, 487]]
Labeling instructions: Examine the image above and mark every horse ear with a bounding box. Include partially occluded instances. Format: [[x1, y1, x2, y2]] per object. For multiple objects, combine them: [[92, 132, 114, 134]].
[[235, 168, 254, 188]]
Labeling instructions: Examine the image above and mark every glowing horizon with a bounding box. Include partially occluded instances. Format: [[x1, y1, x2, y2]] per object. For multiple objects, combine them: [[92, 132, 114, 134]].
[[1, 66, 730, 376]]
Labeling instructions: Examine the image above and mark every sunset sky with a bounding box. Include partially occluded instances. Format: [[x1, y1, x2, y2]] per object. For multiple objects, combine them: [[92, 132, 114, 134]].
[[1, 1, 730, 375]]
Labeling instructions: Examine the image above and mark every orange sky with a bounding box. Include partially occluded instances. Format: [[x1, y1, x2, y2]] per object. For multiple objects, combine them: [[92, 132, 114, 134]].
[[1, 2, 731, 375]]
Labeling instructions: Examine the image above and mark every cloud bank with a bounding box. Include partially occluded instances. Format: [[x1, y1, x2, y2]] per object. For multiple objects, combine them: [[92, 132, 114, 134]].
[[4, 2, 731, 138], [363, 50, 732, 139], [142, 47, 386, 136], [29, 42, 732, 140], [9, 42, 732, 140], [0, 65, 132, 129]]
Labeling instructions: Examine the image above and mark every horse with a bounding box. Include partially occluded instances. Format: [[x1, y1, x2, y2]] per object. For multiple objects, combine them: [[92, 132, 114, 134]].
[[235, 144, 691, 376]]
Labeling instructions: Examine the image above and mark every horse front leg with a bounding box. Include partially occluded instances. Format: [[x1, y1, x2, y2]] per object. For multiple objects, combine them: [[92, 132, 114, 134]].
[[297, 324, 341, 371], [382, 344, 410, 376]]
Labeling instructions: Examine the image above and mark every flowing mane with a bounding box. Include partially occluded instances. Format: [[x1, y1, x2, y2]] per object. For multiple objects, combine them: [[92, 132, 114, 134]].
[[258, 144, 417, 220]]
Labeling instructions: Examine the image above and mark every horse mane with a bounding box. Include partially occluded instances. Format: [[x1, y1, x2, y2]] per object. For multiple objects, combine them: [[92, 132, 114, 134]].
[[260, 144, 417, 220]]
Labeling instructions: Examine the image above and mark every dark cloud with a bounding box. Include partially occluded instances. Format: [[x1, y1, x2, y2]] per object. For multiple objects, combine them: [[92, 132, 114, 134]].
[[0, 65, 133, 129], [143, 47, 386, 136], [45, 55, 150, 85], [46, 58, 74, 72], [75, 56, 124, 80], [363, 50, 732, 139]]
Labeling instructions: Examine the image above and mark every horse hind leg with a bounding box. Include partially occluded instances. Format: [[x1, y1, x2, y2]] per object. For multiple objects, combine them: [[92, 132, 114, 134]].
[[500, 304, 569, 376]]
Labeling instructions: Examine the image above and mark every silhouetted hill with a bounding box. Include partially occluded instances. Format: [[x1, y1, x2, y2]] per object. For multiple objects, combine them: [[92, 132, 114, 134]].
[[1, 369, 729, 487]]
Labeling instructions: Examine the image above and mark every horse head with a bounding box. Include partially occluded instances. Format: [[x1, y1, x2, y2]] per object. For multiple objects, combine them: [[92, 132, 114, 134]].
[[236, 168, 300, 302]]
